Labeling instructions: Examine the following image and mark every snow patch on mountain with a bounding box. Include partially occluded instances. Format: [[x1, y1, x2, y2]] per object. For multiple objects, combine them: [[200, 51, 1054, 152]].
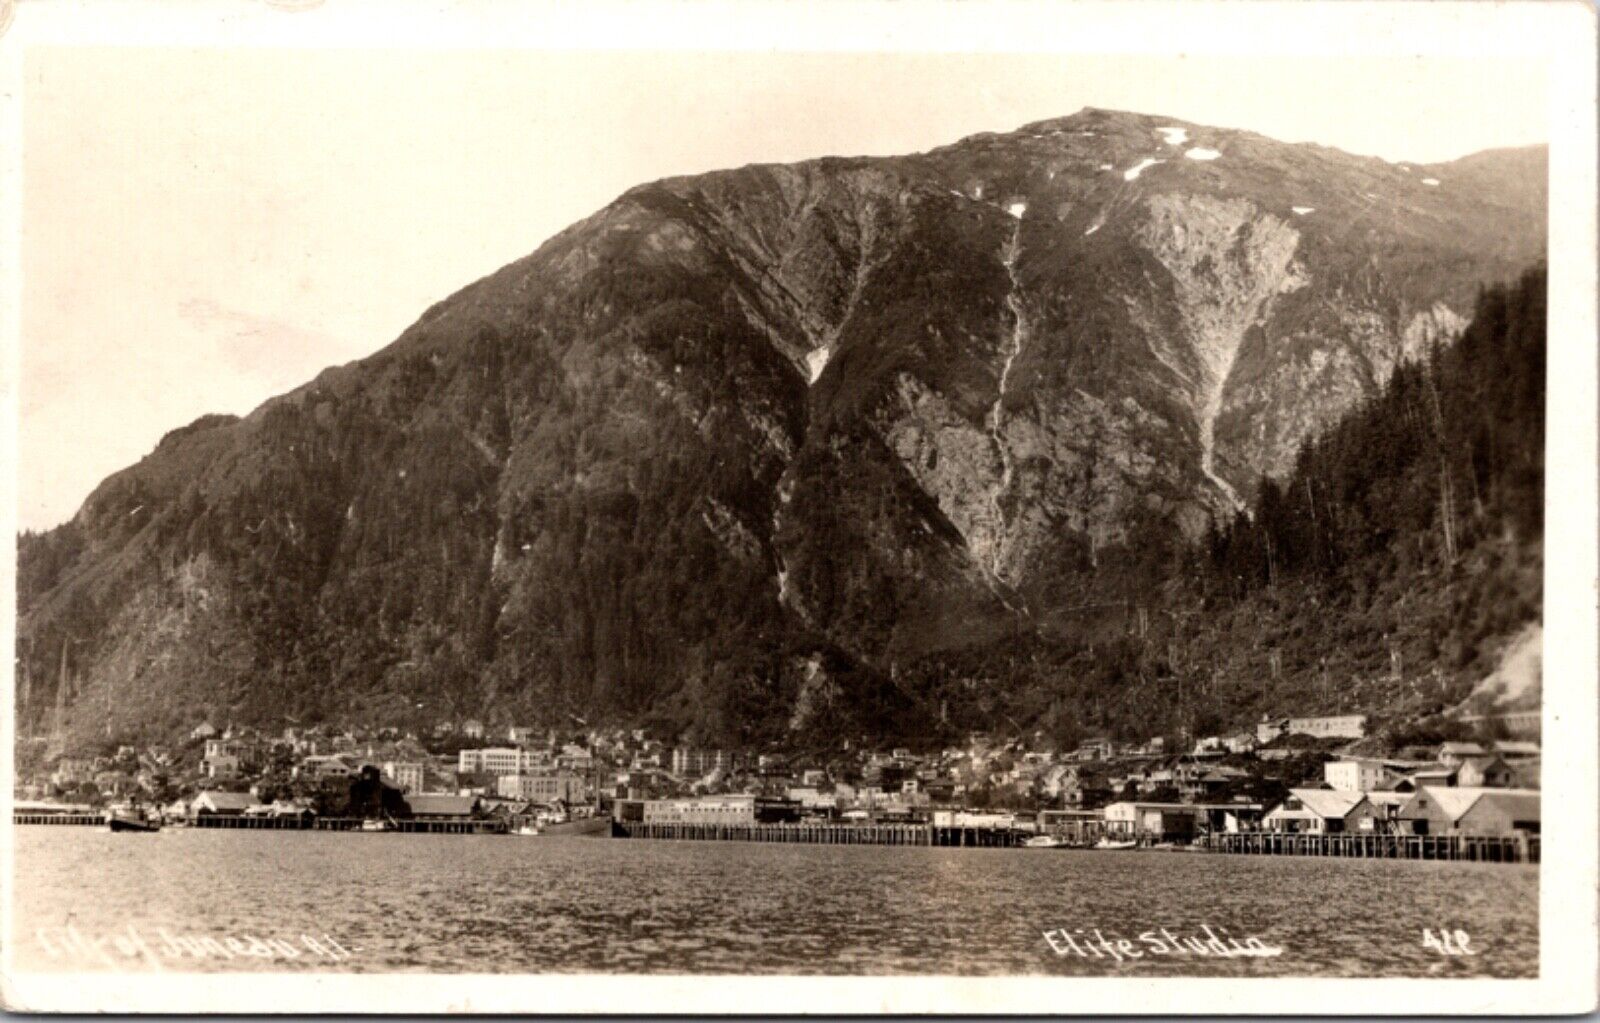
[[1185, 147, 1222, 161], [1157, 126, 1189, 146], [806, 347, 831, 384], [1124, 158, 1164, 181], [1291, 206, 1315, 215]]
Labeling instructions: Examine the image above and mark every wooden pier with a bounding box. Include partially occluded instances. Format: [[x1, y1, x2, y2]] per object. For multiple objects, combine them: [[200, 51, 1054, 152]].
[[13, 813, 104, 826], [614, 821, 1026, 847], [189, 815, 506, 834], [1201, 830, 1538, 863]]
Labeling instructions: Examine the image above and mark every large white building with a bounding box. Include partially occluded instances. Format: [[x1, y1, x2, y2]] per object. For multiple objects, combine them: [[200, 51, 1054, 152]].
[[1257, 714, 1367, 744], [644, 795, 756, 825], [458, 747, 544, 775], [1323, 757, 1401, 792], [670, 748, 730, 778], [497, 773, 588, 803], [381, 761, 426, 794]]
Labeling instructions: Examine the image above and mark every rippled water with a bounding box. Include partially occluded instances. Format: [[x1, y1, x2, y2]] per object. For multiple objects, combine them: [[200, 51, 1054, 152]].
[[12, 829, 1536, 977]]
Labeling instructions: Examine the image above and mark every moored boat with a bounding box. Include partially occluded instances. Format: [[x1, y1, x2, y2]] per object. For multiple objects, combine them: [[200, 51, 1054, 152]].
[[106, 809, 162, 833], [1094, 837, 1138, 851], [1024, 834, 1068, 848], [537, 814, 611, 837]]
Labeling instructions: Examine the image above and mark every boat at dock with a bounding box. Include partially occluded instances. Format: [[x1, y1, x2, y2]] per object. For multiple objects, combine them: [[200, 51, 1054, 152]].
[[525, 814, 611, 837], [1023, 834, 1069, 849], [1094, 837, 1138, 851], [360, 817, 395, 832], [106, 808, 162, 833]]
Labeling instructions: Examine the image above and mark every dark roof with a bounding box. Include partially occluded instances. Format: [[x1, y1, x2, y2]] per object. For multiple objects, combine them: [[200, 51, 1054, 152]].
[[406, 794, 479, 817]]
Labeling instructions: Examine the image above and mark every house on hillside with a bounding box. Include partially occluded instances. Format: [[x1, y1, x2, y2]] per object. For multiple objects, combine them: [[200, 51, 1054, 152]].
[[1393, 766, 1456, 792], [1457, 755, 1515, 789], [1509, 759, 1541, 790], [1490, 740, 1540, 760], [1073, 738, 1114, 762], [295, 755, 354, 782], [1436, 741, 1486, 767], [1263, 789, 1379, 834]]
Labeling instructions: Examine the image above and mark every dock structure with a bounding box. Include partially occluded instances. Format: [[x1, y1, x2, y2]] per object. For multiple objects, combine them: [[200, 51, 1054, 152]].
[[614, 821, 1027, 847], [13, 813, 103, 826], [1201, 830, 1538, 863], [187, 815, 507, 834], [616, 821, 932, 845], [13, 812, 509, 833]]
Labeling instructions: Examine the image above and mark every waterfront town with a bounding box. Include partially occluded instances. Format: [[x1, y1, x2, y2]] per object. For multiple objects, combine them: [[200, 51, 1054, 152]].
[[12, 708, 1541, 857]]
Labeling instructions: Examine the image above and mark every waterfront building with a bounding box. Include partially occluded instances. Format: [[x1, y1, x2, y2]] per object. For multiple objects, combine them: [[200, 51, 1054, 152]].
[[496, 773, 587, 804], [1037, 808, 1107, 842], [642, 795, 800, 825], [932, 810, 1016, 829], [644, 795, 758, 825], [191, 791, 255, 817], [406, 794, 482, 820], [1363, 790, 1411, 825], [1397, 787, 1541, 836], [1262, 789, 1378, 834], [1103, 801, 1206, 841]]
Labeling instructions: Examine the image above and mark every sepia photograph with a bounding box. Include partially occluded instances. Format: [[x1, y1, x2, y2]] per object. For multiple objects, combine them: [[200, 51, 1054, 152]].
[[1, 0, 1595, 1014]]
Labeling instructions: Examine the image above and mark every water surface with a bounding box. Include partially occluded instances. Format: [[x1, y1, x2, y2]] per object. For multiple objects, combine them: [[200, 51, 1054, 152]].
[[12, 829, 1537, 977]]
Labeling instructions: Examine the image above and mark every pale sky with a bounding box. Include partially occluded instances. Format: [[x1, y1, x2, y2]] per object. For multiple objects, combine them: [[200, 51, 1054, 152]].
[[20, 49, 1548, 531]]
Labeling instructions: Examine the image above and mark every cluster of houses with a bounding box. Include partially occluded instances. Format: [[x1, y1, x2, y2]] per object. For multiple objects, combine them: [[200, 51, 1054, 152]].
[[18, 711, 1541, 845], [1260, 738, 1541, 838]]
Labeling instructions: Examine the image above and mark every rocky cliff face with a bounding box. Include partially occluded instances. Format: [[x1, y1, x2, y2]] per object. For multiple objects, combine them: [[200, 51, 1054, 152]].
[[17, 109, 1546, 744]]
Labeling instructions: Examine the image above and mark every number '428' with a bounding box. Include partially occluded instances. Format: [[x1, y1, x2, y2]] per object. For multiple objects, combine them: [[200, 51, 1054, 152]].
[[1423, 928, 1475, 956]]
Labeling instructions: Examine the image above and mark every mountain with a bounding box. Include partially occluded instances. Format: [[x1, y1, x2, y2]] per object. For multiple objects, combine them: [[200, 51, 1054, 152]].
[[17, 109, 1546, 748]]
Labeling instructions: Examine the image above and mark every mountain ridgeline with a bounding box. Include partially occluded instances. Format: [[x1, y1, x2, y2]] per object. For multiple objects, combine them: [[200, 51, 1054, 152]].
[[17, 110, 1546, 751]]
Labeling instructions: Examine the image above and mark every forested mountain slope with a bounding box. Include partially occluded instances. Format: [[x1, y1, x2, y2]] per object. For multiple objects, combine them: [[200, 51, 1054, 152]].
[[16, 110, 1546, 749]]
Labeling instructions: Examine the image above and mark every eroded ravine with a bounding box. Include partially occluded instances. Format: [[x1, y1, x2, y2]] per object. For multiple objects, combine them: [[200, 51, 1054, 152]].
[[986, 207, 1029, 585]]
